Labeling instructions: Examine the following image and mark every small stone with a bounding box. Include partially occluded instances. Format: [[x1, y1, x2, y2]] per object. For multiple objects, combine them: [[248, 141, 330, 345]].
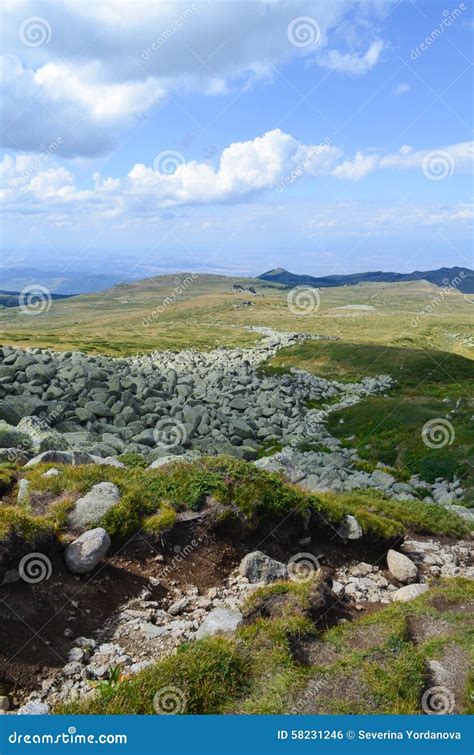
[[0, 696, 9, 712], [168, 597, 190, 616], [195, 608, 242, 639], [392, 583, 429, 602], [16, 700, 50, 715]]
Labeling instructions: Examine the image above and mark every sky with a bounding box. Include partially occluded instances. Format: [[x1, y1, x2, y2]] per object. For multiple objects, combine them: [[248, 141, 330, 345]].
[[0, 0, 473, 279]]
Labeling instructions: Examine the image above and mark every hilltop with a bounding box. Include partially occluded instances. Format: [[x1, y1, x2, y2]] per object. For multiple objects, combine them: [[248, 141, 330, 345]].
[[258, 266, 474, 293]]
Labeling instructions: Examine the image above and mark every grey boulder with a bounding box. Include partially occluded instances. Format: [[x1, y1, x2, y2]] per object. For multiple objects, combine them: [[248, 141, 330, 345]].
[[195, 608, 242, 639], [239, 551, 288, 583], [68, 482, 120, 530], [64, 528, 111, 574], [392, 583, 429, 602], [386, 549, 417, 584]]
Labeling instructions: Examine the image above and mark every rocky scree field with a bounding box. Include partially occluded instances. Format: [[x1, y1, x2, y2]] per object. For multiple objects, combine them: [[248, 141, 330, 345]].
[[0, 327, 472, 715]]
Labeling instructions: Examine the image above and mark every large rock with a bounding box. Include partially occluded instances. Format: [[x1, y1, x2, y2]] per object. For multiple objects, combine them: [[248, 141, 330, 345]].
[[386, 549, 417, 583], [17, 416, 68, 453], [0, 421, 32, 450], [239, 551, 288, 583], [64, 528, 111, 574], [195, 608, 242, 639], [68, 482, 120, 530], [392, 583, 429, 602], [16, 700, 50, 715], [336, 514, 363, 540]]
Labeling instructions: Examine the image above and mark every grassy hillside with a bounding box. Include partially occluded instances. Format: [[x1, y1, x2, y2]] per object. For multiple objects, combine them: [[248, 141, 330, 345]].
[[264, 341, 474, 501], [0, 274, 472, 358]]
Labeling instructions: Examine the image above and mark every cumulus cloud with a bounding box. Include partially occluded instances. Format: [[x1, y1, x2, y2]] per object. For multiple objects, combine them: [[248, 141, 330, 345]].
[[1, 0, 390, 156], [2, 130, 472, 223]]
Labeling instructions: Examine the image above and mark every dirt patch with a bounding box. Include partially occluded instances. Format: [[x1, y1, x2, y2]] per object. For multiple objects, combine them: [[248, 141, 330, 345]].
[[293, 668, 376, 714], [408, 615, 452, 645], [424, 643, 471, 714]]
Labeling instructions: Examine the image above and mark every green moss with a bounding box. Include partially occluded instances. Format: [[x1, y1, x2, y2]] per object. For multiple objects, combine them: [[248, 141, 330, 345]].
[[143, 505, 177, 535], [117, 452, 148, 469], [0, 466, 16, 495]]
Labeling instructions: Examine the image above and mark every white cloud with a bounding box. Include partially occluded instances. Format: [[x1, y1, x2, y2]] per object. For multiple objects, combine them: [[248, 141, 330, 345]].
[[1, 0, 389, 156], [332, 141, 474, 179], [391, 82, 411, 96], [317, 38, 384, 75], [2, 131, 472, 223]]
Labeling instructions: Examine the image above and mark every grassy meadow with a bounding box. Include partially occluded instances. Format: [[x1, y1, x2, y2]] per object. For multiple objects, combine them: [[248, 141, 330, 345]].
[[0, 274, 472, 358]]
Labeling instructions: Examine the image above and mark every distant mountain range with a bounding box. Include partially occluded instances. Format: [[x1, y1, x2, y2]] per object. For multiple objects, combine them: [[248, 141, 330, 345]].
[[258, 266, 474, 293], [0, 290, 72, 308], [0, 267, 136, 295]]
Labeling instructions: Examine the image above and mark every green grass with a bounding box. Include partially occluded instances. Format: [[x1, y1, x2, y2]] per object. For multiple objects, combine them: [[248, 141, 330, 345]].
[[2, 456, 468, 544], [59, 577, 474, 715], [61, 637, 248, 714], [1, 276, 472, 358], [264, 340, 474, 500]]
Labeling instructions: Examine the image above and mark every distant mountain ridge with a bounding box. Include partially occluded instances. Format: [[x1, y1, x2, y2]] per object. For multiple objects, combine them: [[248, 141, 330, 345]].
[[0, 268, 136, 295], [258, 266, 474, 293]]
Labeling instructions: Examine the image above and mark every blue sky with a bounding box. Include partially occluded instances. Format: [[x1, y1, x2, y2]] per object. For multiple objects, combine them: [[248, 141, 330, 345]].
[[1, 0, 472, 278]]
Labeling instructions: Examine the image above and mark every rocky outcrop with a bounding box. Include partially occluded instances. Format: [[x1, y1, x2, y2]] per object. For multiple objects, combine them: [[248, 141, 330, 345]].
[[67, 482, 120, 531]]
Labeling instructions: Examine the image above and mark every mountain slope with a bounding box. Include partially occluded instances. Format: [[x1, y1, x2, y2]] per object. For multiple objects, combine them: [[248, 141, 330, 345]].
[[259, 266, 474, 293]]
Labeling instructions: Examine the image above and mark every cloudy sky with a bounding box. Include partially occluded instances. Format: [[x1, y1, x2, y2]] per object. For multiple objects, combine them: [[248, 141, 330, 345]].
[[1, 0, 473, 277]]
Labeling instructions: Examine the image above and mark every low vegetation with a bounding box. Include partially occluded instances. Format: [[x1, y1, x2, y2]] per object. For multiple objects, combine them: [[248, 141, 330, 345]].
[[0, 456, 469, 544], [60, 577, 474, 715], [265, 341, 474, 501]]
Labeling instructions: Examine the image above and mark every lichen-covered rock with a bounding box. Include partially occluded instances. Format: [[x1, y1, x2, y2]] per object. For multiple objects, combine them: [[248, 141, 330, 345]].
[[17, 416, 69, 453], [68, 482, 120, 530]]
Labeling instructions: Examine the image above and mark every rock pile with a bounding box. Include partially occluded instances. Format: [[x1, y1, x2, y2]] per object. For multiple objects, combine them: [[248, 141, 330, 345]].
[[0, 330, 393, 465]]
